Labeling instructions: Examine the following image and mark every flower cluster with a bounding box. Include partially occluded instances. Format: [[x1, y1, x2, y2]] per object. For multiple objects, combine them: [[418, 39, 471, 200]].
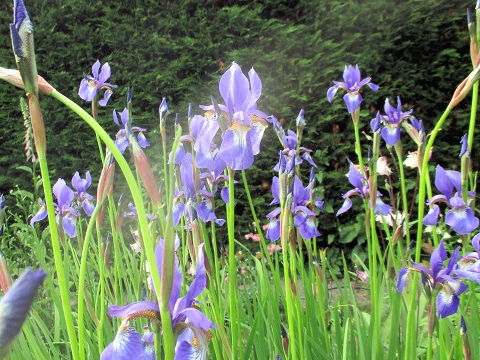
[[266, 155, 323, 241], [30, 172, 95, 238]]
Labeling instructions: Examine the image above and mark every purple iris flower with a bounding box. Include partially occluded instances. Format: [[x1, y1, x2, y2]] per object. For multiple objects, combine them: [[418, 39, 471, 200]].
[[327, 65, 379, 113], [378, 97, 415, 146], [201, 62, 269, 170], [71, 171, 95, 216], [423, 165, 479, 235], [113, 108, 150, 154], [0, 268, 46, 356], [124, 203, 157, 221], [397, 241, 467, 318], [266, 174, 322, 241], [273, 130, 317, 171], [336, 164, 391, 216], [30, 179, 80, 238], [173, 153, 224, 226], [78, 60, 117, 106], [101, 240, 216, 359]]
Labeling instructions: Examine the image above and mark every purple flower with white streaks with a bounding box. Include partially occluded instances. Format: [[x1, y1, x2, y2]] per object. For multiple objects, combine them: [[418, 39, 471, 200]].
[[327, 65, 379, 113], [113, 108, 150, 154], [397, 241, 467, 318], [201, 62, 269, 170], [100, 240, 216, 359], [423, 165, 479, 235], [336, 164, 391, 216], [78, 60, 117, 106], [378, 97, 416, 146], [71, 171, 95, 216], [30, 179, 80, 238]]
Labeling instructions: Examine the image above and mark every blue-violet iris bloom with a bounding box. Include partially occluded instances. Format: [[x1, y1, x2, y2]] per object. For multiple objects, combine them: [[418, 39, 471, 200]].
[[78, 60, 117, 106], [423, 165, 479, 235], [327, 64, 379, 113]]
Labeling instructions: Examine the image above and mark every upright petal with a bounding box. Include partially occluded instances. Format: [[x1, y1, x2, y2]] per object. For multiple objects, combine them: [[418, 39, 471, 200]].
[[219, 62, 249, 114]]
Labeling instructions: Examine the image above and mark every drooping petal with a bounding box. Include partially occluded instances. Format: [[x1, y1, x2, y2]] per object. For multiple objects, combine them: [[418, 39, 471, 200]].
[[266, 218, 280, 242], [98, 89, 113, 106], [175, 327, 209, 360], [326, 85, 339, 103], [78, 79, 98, 102], [298, 216, 321, 239], [101, 323, 145, 360], [396, 267, 409, 293], [343, 93, 363, 113], [429, 240, 447, 280], [445, 207, 479, 235], [62, 214, 77, 238], [219, 120, 254, 170], [336, 198, 353, 216], [423, 205, 440, 226], [177, 307, 216, 331], [380, 126, 401, 146], [30, 208, 47, 227], [436, 291, 459, 319]]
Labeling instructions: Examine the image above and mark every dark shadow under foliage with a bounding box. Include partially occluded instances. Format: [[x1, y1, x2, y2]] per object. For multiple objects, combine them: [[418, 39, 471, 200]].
[[0, 0, 477, 264]]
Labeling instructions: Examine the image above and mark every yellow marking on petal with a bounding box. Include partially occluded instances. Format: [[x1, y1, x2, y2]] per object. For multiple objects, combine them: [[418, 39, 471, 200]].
[[125, 310, 158, 321], [249, 115, 268, 127], [230, 119, 251, 132]]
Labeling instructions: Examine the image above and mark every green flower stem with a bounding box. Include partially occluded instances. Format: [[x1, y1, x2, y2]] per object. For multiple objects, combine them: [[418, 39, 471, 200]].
[[468, 73, 479, 155], [91, 101, 105, 164], [77, 203, 103, 360], [227, 167, 239, 359], [405, 107, 452, 360], [240, 170, 275, 272], [394, 143, 410, 254], [50, 90, 175, 360], [280, 205, 297, 360], [30, 93, 80, 360], [352, 110, 365, 177], [95, 222, 106, 353], [368, 134, 381, 360]]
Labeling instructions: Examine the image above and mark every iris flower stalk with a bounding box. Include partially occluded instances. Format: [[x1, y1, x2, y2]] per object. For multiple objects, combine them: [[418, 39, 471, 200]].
[[8, 1, 80, 358]]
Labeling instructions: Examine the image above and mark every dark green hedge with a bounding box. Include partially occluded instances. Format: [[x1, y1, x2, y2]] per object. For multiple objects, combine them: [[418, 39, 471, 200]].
[[0, 0, 477, 262]]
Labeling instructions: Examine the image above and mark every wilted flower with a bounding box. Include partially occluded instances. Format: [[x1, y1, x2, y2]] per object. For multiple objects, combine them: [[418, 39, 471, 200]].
[[376, 156, 391, 176], [78, 60, 117, 106], [327, 65, 379, 113]]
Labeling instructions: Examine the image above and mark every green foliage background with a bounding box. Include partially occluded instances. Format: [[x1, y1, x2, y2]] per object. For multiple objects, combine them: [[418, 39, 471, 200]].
[[0, 0, 477, 263]]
